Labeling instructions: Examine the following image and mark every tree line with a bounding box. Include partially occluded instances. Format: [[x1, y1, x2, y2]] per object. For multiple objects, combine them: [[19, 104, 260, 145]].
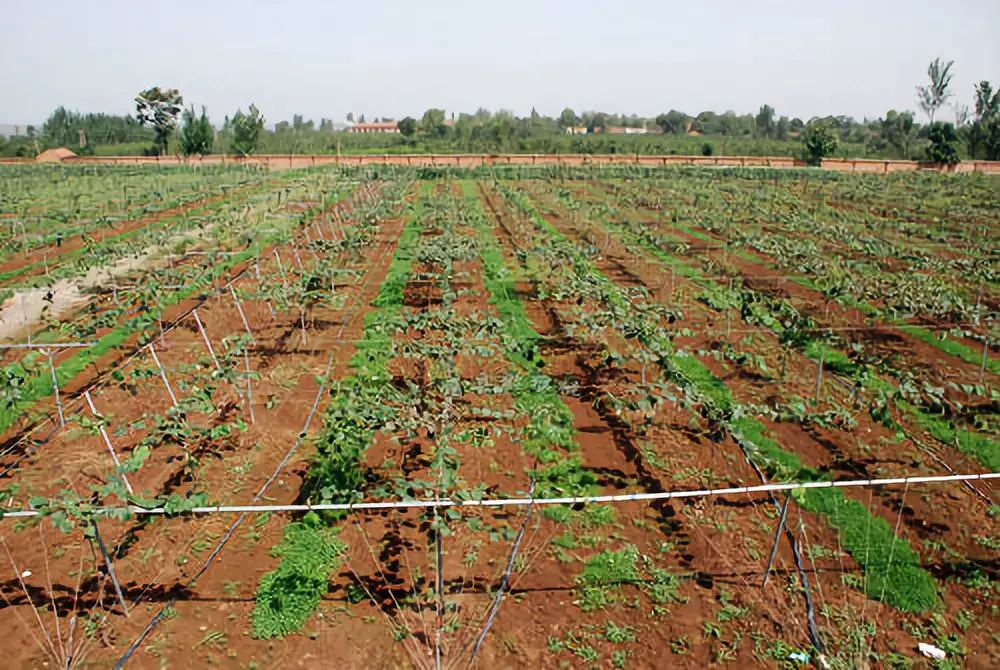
[[2, 59, 996, 164]]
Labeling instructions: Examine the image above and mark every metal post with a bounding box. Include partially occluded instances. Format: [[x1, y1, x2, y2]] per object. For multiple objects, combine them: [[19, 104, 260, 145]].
[[762, 494, 791, 587], [148, 344, 178, 408], [244, 349, 255, 425], [229, 286, 255, 343], [83, 391, 134, 495], [192, 309, 220, 369], [45, 350, 64, 427], [91, 520, 130, 616]]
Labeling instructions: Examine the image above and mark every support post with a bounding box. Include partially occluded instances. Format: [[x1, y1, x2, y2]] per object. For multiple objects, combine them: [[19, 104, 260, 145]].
[[229, 286, 255, 344], [814, 347, 826, 403], [44, 350, 65, 427], [148, 344, 178, 408], [91, 520, 130, 617], [83, 391, 134, 495], [762, 494, 791, 587], [244, 349, 255, 425], [192, 309, 220, 369]]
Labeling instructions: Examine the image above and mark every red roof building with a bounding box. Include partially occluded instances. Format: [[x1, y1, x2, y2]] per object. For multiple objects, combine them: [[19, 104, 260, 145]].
[[347, 122, 399, 134]]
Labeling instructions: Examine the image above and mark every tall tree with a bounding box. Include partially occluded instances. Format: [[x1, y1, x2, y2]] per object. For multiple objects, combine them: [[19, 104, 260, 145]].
[[420, 108, 448, 137], [755, 104, 776, 138], [916, 58, 954, 123], [135, 87, 183, 155], [775, 116, 790, 140], [231, 104, 265, 156], [965, 81, 1000, 159], [179, 106, 213, 156], [878, 110, 917, 158]]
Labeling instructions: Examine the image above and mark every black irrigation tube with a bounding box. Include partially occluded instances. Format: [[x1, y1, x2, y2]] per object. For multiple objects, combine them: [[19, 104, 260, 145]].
[[113, 346, 338, 669], [114, 183, 411, 667], [0, 183, 363, 478]]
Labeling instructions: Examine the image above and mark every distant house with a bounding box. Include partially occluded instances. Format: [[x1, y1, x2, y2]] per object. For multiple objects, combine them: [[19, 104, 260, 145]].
[[565, 126, 588, 135], [606, 126, 648, 135], [685, 122, 703, 137], [36, 147, 79, 163], [347, 121, 399, 134]]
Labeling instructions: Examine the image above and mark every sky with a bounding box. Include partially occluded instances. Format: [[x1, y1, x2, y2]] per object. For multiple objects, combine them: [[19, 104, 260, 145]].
[[2, 0, 999, 126]]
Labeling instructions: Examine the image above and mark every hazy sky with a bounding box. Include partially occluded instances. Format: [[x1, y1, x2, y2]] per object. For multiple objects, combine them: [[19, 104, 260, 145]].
[[2, 0, 998, 125]]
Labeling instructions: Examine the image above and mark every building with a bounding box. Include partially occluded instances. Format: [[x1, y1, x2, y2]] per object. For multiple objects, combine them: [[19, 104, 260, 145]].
[[606, 126, 649, 135], [347, 122, 399, 134], [564, 126, 589, 135]]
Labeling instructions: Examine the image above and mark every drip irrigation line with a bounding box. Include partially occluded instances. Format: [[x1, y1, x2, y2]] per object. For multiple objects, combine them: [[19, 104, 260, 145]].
[[0, 217, 341, 476], [0, 342, 99, 350], [469, 478, 536, 664], [3, 472, 995, 520], [112, 345, 338, 670]]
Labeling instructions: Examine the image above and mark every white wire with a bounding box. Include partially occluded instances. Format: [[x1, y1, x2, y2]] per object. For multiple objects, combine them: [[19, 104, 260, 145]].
[[2, 472, 995, 519]]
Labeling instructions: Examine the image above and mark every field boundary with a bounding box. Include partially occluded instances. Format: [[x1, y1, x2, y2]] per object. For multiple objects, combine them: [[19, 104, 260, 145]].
[[2, 153, 999, 173]]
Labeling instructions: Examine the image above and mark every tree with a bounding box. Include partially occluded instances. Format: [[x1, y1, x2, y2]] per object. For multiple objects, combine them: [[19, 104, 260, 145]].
[[420, 108, 448, 137], [755, 104, 776, 138], [346, 112, 354, 123], [775, 116, 790, 140], [231, 104, 265, 156], [965, 81, 1000, 159], [358, 113, 367, 123], [135, 87, 183, 155], [925, 122, 960, 164], [558, 107, 578, 128], [397, 117, 417, 137], [916, 58, 954, 123], [879, 110, 917, 158], [655, 110, 689, 134], [801, 119, 838, 166], [179, 105, 213, 156]]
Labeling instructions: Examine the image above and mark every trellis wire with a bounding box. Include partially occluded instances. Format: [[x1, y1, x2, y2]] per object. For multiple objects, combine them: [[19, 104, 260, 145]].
[[3, 472, 995, 520]]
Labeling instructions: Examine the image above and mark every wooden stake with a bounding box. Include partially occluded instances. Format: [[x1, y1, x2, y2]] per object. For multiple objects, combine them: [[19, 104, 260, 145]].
[[83, 391, 134, 495]]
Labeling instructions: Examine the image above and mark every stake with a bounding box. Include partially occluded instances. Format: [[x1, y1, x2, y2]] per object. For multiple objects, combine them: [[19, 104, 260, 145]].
[[44, 350, 65, 427], [761, 494, 791, 587], [814, 347, 826, 403], [273, 249, 289, 288], [91, 520, 130, 617], [229, 286, 255, 343], [148, 344, 178, 408], [980, 338, 989, 386], [83, 391, 134, 495], [726, 277, 734, 338], [192, 309, 220, 369], [291, 243, 305, 271], [434, 506, 443, 670], [244, 349, 255, 425]]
